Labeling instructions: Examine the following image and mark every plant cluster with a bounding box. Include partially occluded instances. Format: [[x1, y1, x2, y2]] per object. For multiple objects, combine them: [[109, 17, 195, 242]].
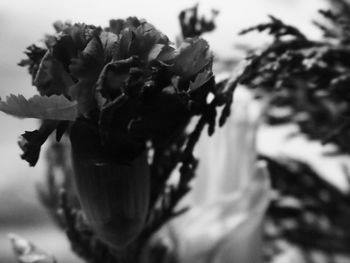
[[238, 8, 350, 152], [1, 9, 232, 263], [234, 1, 350, 261]]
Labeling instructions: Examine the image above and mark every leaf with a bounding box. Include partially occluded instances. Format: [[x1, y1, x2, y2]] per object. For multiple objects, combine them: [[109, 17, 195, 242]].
[[97, 57, 139, 100], [173, 38, 212, 79], [51, 34, 78, 71], [62, 23, 97, 51], [18, 45, 47, 84], [189, 70, 213, 92], [0, 94, 78, 121], [9, 233, 56, 263], [17, 120, 60, 166], [113, 28, 134, 60], [55, 120, 70, 142], [130, 22, 169, 60], [107, 17, 142, 35], [99, 31, 119, 59], [156, 45, 177, 63], [34, 51, 74, 96], [114, 19, 170, 62], [19, 130, 43, 166], [69, 36, 104, 117], [107, 19, 126, 34], [148, 44, 165, 61]]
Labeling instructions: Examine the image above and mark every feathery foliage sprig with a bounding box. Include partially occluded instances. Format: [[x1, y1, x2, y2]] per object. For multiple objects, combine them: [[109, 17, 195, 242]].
[[237, 8, 350, 152], [234, 2, 350, 260]]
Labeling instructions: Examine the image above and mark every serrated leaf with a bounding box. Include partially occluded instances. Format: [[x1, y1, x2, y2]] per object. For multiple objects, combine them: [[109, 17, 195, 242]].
[[0, 94, 78, 120]]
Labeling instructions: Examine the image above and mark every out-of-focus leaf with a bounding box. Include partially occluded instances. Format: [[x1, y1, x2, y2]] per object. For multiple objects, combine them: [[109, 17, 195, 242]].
[[173, 38, 212, 80], [107, 17, 141, 35], [9, 233, 56, 263], [0, 94, 78, 120], [189, 70, 212, 92], [179, 4, 218, 39], [239, 15, 307, 40], [258, 123, 350, 193], [107, 19, 125, 34]]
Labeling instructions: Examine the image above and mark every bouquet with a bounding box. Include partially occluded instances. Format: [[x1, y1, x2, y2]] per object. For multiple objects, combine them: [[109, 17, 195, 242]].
[[0, 13, 238, 262]]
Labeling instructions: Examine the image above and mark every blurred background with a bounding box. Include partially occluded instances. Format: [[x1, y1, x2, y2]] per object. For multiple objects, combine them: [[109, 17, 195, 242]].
[[0, 0, 335, 262]]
